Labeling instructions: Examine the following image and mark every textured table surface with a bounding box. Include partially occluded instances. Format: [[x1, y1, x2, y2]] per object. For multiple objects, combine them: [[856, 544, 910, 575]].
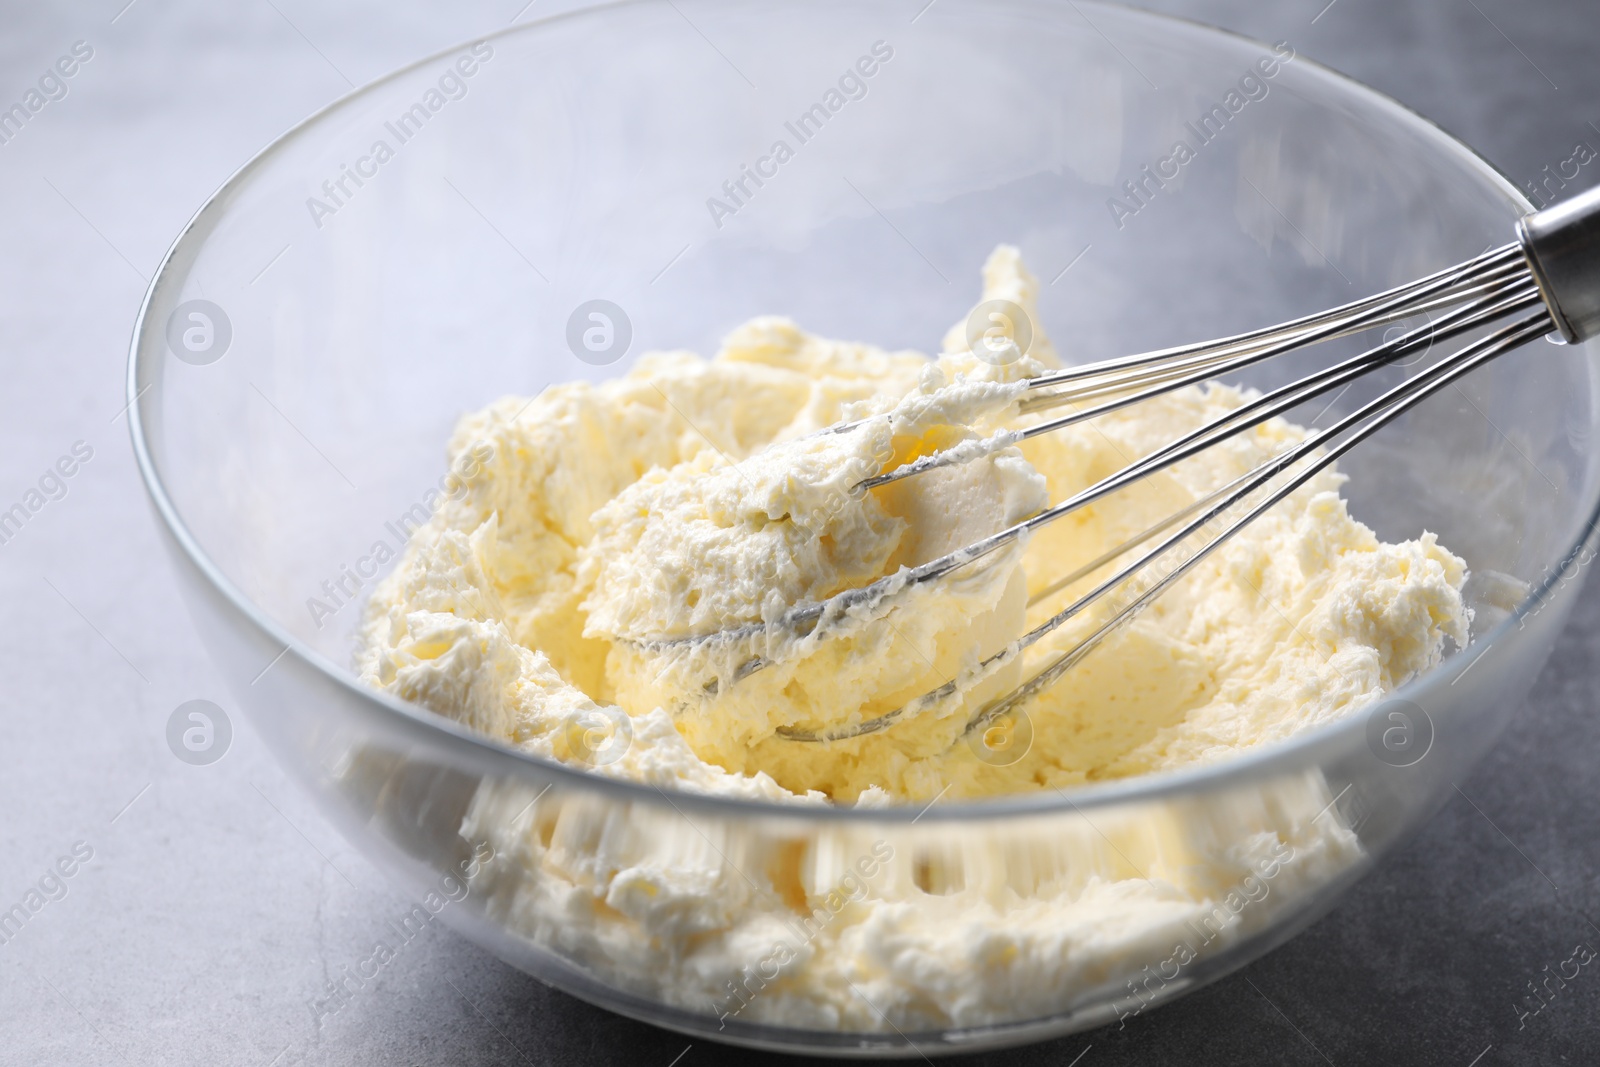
[[2, 1, 1597, 1064]]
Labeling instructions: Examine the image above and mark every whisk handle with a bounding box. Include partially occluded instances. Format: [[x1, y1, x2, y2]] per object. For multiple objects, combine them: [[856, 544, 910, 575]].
[[1519, 183, 1600, 343]]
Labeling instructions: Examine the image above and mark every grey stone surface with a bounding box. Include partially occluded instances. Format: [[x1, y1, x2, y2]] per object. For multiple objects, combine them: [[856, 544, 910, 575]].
[[0, 1, 1595, 1064]]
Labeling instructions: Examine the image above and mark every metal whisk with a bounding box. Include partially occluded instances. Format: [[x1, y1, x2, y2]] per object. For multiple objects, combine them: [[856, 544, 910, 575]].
[[679, 187, 1600, 745]]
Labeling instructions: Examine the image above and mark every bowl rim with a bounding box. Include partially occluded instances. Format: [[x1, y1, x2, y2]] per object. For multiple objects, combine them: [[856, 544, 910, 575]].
[[127, 0, 1596, 824]]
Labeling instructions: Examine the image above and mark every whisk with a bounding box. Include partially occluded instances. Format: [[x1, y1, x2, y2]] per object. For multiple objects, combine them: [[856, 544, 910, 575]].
[[685, 187, 1600, 745]]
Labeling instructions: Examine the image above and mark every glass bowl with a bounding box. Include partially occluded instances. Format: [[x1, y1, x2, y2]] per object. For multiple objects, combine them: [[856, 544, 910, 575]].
[[128, 0, 1600, 1056]]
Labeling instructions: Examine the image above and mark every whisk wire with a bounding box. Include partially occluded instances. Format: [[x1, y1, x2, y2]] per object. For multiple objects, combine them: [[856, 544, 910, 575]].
[[857, 252, 1534, 494], [958, 308, 1556, 739], [779, 305, 1553, 743], [838, 281, 1545, 629], [1020, 243, 1525, 394], [1014, 257, 1532, 415]]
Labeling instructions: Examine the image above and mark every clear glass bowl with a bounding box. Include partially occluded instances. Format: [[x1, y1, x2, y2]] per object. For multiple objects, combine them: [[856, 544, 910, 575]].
[[129, 0, 1600, 1055]]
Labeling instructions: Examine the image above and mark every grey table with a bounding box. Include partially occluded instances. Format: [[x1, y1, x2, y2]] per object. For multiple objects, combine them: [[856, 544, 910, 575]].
[[1, 1, 1596, 1064]]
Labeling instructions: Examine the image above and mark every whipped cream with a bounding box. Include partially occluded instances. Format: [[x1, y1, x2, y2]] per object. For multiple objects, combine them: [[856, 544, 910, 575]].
[[353, 245, 1469, 1030]]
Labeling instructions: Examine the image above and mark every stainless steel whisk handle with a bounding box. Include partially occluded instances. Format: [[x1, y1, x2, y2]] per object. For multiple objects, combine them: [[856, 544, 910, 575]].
[[1518, 182, 1600, 343]]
